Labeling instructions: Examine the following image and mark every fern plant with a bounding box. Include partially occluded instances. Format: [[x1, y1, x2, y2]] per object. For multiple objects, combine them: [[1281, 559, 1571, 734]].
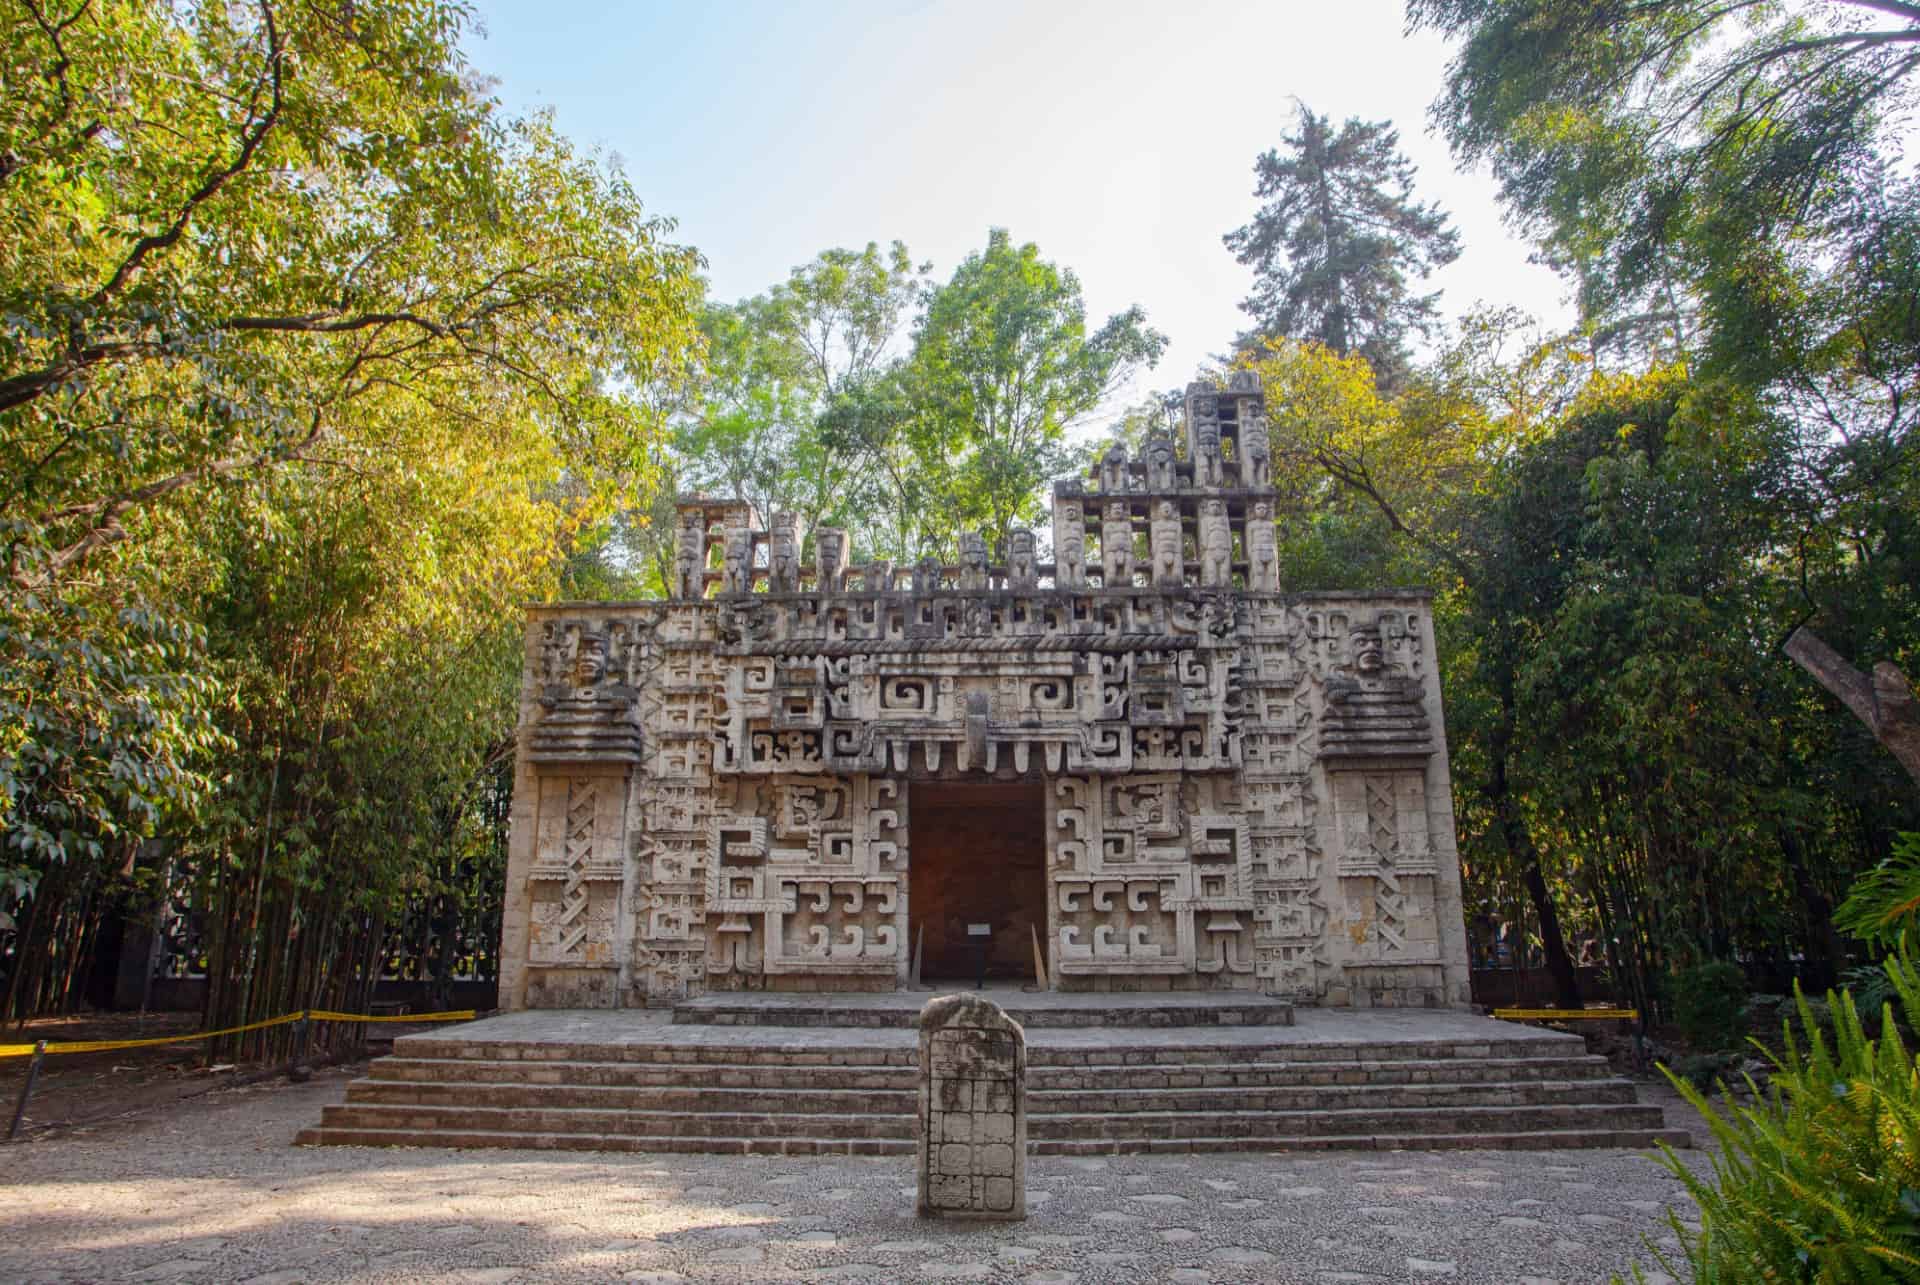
[[1627, 947, 1920, 1282]]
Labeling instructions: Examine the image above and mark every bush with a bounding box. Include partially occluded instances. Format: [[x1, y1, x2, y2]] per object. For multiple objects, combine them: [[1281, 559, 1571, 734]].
[[1672, 1052, 1740, 1093], [1672, 960, 1749, 1050], [1634, 950, 1920, 1282]]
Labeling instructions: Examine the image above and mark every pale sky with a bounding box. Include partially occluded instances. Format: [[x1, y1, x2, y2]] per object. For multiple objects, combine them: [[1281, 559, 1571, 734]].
[[467, 0, 1573, 409]]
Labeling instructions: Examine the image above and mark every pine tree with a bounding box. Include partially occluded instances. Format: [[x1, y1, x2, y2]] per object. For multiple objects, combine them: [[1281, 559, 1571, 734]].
[[1225, 105, 1461, 380]]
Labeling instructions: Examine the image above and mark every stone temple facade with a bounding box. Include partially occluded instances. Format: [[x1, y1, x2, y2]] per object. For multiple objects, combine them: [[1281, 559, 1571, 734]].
[[498, 373, 1472, 1011]]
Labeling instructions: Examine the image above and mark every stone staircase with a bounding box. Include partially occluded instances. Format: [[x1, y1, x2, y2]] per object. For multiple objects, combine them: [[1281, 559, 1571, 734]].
[[296, 998, 1688, 1155]]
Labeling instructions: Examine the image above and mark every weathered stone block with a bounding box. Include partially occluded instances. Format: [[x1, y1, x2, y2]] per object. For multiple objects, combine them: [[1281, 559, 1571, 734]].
[[918, 993, 1026, 1220]]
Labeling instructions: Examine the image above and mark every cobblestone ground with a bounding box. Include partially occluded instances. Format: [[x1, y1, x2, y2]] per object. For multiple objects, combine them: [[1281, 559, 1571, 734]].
[[0, 1068, 1706, 1284]]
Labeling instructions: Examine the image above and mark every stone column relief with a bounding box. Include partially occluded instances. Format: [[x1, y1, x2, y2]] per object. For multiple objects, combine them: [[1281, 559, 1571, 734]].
[[501, 373, 1473, 1010], [918, 993, 1026, 1221]]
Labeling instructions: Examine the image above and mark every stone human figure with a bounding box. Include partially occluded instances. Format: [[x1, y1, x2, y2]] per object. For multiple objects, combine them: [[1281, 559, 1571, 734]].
[[815, 527, 846, 594], [1099, 444, 1130, 494], [1240, 405, 1272, 487], [913, 556, 941, 596], [1151, 500, 1183, 586], [1006, 529, 1038, 590], [958, 531, 991, 590], [1192, 419, 1223, 489], [1145, 437, 1178, 491], [769, 513, 800, 593], [865, 558, 893, 593], [721, 525, 752, 595], [672, 509, 706, 600], [1053, 502, 1086, 587], [1101, 500, 1134, 587], [1245, 499, 1280, 591], [1198, 498, 1232, 587]]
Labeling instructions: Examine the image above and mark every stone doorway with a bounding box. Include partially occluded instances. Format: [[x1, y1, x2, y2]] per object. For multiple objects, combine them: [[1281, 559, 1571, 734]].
[[909, 780, 1048, 983]]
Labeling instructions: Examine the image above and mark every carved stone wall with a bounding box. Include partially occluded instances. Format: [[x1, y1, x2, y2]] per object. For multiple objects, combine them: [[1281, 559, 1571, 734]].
[[499, 374, 1472, 1010]]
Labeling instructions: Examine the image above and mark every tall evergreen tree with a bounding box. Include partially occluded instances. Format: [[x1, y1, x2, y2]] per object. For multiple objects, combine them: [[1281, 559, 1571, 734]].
[[1225, 105, 1461, 380]]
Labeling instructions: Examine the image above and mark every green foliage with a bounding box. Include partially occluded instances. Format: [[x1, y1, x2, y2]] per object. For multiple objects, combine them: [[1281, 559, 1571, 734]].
[[820, 229, 1165, 556], [1673, 961, 1750, 1052], [1673, 1051, 1741, 1094], [0, 574, 227, 931], [673, 242, 927, 558], [0, 0, 702, 1024], [1225, 104, 1460, 379], [1411, 2, 1920, 772], [1838, 832, 1920, 947], [1641, 963, 1920, 1282]]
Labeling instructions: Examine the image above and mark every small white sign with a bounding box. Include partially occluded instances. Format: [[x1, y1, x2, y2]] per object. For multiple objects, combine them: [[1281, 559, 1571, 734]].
[[966, 923, 991, 937]]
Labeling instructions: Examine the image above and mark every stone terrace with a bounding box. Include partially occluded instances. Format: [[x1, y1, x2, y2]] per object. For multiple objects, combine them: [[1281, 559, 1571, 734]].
[[296, 1001, 1686, 1156]]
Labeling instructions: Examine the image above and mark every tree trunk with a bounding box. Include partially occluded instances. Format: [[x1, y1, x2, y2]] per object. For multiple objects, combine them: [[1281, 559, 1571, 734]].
[[1780, 827, 1844, 992], [1489, 648, 1583, 1009], [1785, 627, 1920, 788]]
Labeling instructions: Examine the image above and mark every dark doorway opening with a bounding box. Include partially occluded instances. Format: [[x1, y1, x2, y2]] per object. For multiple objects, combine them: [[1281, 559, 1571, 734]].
[[909, 780, 1048, 983]]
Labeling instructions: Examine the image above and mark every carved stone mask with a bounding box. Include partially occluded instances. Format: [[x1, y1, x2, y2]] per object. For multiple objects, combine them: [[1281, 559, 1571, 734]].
[[1351, 628, 1385, 675], [574, 635, 608, 686]]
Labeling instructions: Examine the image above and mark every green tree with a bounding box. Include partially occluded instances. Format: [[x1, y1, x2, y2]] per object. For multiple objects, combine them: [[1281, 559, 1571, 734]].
[[1224, 105, 1460, 380], [1411, 0, 1920, 349], [0, 0, 703, 1025], [892, 228, 1166, 553], [671, 244, 927, 558], [1411, 0, 1920, 694]]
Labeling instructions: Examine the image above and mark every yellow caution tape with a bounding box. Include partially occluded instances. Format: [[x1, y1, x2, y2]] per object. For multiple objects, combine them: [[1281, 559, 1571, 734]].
[[306, 1009, 477, 1024], [1494, 1007, 1639, 1021], [0, 1007, 477, 1057]]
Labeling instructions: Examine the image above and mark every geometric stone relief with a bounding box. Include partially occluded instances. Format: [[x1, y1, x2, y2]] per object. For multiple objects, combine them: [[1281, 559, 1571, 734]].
[[1331, 769, 1442, 964], [527, 774, 627, 968]]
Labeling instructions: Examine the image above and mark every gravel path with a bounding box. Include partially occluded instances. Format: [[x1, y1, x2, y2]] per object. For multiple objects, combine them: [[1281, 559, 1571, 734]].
[[0, 1068, 1706, 1284]]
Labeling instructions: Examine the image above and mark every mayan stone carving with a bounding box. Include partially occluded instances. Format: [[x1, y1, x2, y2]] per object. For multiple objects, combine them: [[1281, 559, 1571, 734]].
[[498, 373, 1472, 1010], [918, 993, 1026, 1220]]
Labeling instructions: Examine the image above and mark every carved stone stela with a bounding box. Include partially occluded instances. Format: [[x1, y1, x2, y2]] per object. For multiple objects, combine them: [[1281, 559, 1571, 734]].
[[918, 993, 1026, 1220], [499, 375, 1472, 1010]]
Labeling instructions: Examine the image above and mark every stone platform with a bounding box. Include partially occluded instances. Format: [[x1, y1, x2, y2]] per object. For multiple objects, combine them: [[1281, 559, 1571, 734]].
[[672, 986, 1295, 1028], [296, 996, 1689, 1157]]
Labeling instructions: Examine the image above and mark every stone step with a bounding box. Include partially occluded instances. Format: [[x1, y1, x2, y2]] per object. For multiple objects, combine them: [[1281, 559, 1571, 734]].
[[669, 994, 1295, 1030], [1027, 1102, 1668, 1142], [364, 1052, 1613, 1091], [316, 1102, 911, 1141], [389, 1035, 1580, 1069], [1029, 1055, 1615, 1089], [1030, 1128, 1696, 1155], [1028, 1039, 1582, 1066], [316, 1097, 1663, 1144], [294, 1125, 1690, 1156], [1028, 1080, 1640, 1113], [343, 1076, 1635, 1116], [345, 1080, 918, 1114], [368, 1057, 918, 1090], [294, 1126, 912, 1156], [392, 1038, 919, 1067]]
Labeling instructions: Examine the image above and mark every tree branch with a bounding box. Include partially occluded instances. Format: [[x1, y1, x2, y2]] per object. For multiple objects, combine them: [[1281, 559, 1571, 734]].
[[1785, 627, 1920, 787], [87, 0, 284, 307]]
